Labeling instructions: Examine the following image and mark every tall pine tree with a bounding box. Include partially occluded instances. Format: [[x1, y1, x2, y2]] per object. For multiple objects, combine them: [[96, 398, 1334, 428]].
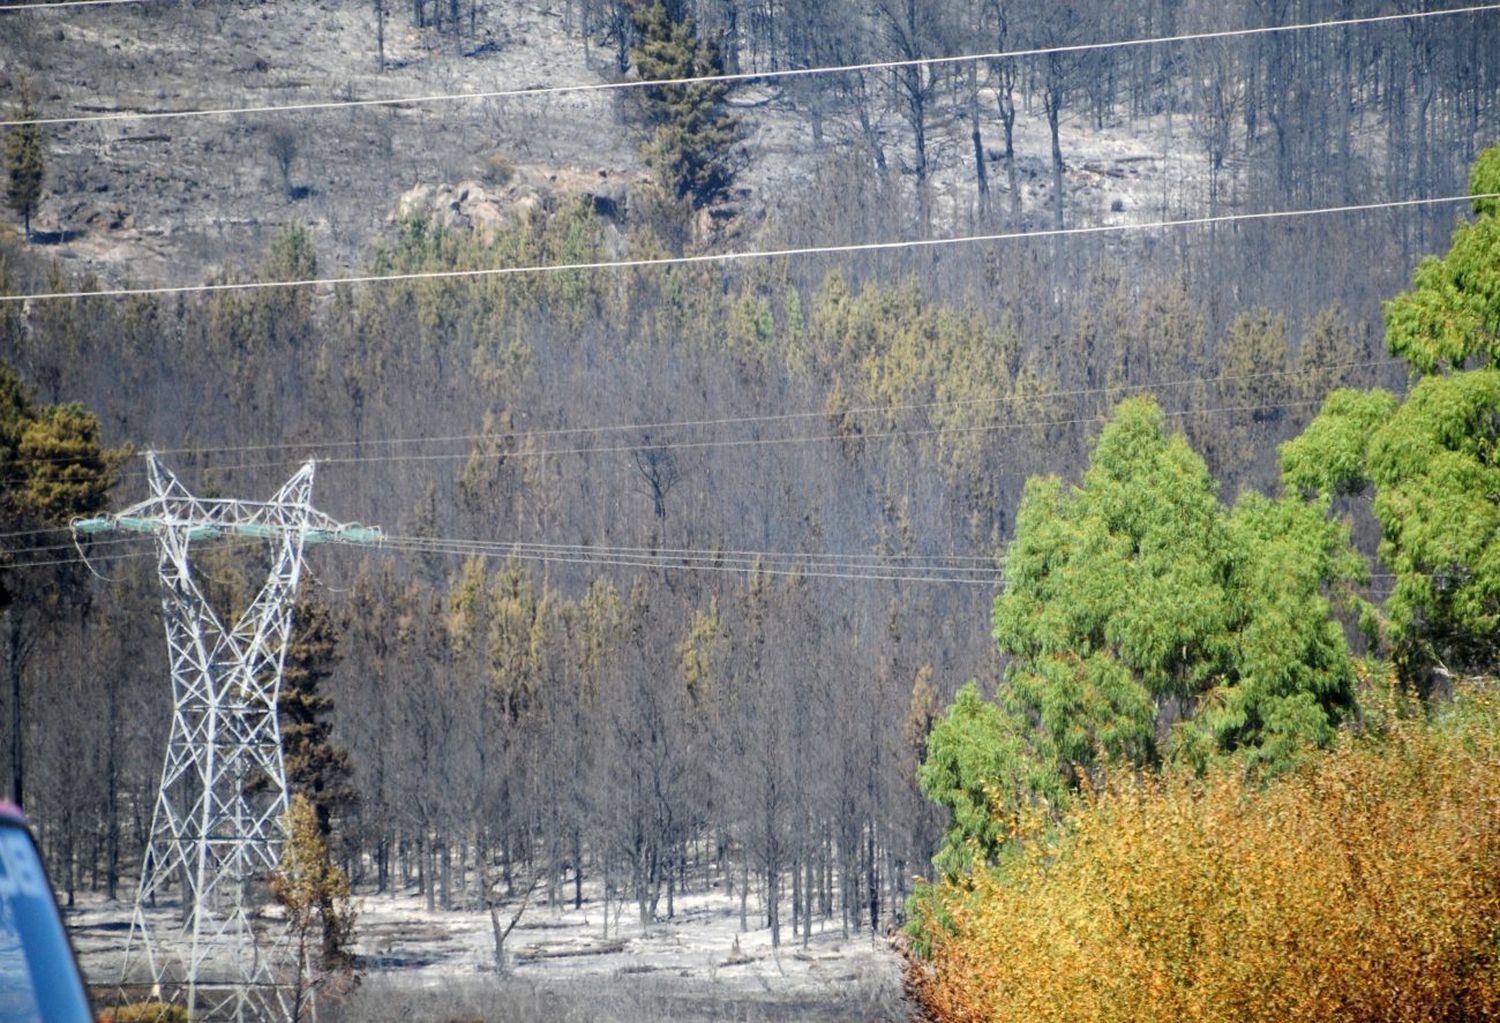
[[630, 2, 739, 209], [4, 77, 43, 242], [280, 597, 355, 840], [279, 596, 358, 974]]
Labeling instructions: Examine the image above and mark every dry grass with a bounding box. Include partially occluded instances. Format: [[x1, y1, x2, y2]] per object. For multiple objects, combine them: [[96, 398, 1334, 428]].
[[909, 686, 1500, 1023]]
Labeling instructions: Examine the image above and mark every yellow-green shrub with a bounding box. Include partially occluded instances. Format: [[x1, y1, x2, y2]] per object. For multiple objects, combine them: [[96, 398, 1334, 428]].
[[910, 689, 1500, 1023], [99, 1003, 188, 1023]]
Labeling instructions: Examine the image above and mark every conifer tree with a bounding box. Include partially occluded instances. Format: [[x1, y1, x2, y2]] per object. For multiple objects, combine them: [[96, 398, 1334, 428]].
[[280, 596, 359, 974], [4, 78, 43, 243], [630, 1, 740, 209], [1, 360, 122, 808], [281, 598, 355, 840]]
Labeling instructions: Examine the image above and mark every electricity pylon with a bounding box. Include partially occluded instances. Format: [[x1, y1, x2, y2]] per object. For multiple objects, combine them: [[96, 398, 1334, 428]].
[[75, 453, 380, 1020]]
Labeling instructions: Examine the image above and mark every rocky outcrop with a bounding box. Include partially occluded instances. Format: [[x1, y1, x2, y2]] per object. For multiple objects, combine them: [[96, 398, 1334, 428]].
[[392, 164, 638, 241]]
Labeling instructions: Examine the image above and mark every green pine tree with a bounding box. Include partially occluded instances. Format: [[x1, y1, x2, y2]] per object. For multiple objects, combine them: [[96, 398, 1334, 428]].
[[280, 596, 359, 975], [281, 597, 356, 841], [4, 78, 44, 242], [630, 2, 740, 209]]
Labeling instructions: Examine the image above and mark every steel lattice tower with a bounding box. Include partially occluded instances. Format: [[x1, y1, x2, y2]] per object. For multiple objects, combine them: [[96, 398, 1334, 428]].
[[75, 453, 380, 1020]]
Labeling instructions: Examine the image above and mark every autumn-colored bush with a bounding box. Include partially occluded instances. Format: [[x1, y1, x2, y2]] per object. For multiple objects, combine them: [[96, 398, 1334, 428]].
[[908, 688, 1500, 1023], [98, 1002, 188, 1023]]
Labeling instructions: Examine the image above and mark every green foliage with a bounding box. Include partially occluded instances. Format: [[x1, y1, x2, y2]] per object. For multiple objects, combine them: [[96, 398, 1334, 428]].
[[3, 77, 42, 241], [577, 577, 624, 697], [1286, 146, 1500, 685], [918, 681, 1053, 876], [265, 220, 317, 282], [1279, 387, 1398, 497], [1470, 141, 1500, 219], [1369, 368, 1500, 679], [677, 599, 723, 704], [16, 403, 116, 523], [993, 399, 1221, 782], [281, 598, 356, 839], [630, 2, 740, 209], [0, 360, 123, 608], [810, 273, 1034, 529], [370, 198, 608, 392], [1222, 308, 1291, 416], [486, 561, 548, 719], [924, 397, 1360, 873], [1293, 305, 1364, 402], [1382, 142, 1500, 373], [1205, 492, 1365, 771]]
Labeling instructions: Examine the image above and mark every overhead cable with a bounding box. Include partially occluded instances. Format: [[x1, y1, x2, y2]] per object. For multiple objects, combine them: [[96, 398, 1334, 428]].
[[1, 193, 1491, 304], [164, 399, 1341, 477], [0, 388, 1377, 493], [5, 4, 1499, 128], [0, 357, 1400, 476], [0, 0, 150, 11]]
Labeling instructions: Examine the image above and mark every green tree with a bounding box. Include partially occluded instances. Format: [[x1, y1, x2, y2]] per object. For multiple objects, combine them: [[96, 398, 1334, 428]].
[[1283, 144, 1500, 689], [272, 794, 357, 1020], [630, 1, 740, 209], [1, 360, 124, 807], [281, 598, 355, 838], [4, 77, 43, 242], [1279, 388, 1399, 499], [1294, 305, 1365, 404], [1381, 146, 1500, 374], [918, 681, 1050, 876], [922, 397, 1362, 874], [280, 597, 357, 972]]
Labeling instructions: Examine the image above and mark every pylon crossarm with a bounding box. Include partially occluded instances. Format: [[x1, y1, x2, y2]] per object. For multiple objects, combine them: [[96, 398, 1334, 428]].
[[74, 452, 382, 546], [73, 512, 382, 546]]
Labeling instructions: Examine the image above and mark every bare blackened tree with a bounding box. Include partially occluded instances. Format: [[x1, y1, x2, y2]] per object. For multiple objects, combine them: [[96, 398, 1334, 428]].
[[373, 0, 387, 72], [984, 0, 1023, 224], [1023, 0, 1085, 229], [1189, 37, 1243, 221], [634, 435, 682, 521], [267, 126, 301, 199], [873, 0, 948, 230]]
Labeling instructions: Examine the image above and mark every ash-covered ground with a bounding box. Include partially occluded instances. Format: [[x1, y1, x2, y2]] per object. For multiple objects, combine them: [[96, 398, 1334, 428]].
[[68, 880, 910, 1022]]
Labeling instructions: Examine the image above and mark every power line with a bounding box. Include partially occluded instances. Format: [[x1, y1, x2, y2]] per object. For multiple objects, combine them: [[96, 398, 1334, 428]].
[[169, 399, 1339, 477], [0, 387, 1371, 493], [7, 528, 1407, 590], [2, 193, 1490, 305], [0, 549, 154, 570], [20, 528, 1401, 577], [0, 357, 1400, 475], [381, 536, 1004, 565], [0, 0, 150, 11], [1, 393, 1330, 502], [5, 4, 1498, 128], [376, 535, 1005, 575], [4, 390, 1329, 493], [148, 358, 1403, 461], [2, 533, 1006, 585], [2, 529, 1003, 569], [0, 533, 262, 570], [5, 534, 150, 557], [378, 538, 1005, 586]]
